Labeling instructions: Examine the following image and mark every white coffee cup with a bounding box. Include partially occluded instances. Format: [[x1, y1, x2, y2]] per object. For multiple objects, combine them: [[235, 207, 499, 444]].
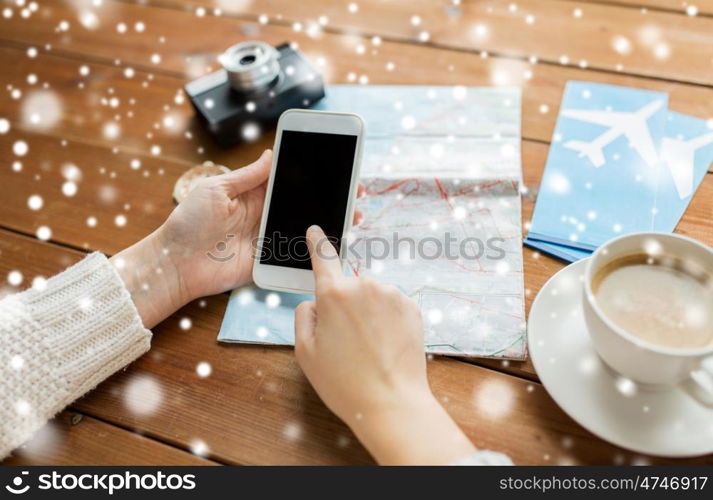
[[582, 232, 713, 404]]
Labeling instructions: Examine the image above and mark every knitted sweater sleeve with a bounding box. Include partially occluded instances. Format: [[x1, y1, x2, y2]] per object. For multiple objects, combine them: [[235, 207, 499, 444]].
[[0, 252, 152, 459]]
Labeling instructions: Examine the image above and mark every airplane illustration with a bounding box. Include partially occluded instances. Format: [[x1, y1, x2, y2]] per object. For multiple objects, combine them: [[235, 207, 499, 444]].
[[561, 100, 664, 168], [660, 132, 713, 199]]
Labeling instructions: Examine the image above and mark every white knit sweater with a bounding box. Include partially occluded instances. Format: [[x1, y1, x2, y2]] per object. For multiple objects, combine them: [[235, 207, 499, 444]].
[[0, 253, 152, 459], [0, 252, 511, 465]]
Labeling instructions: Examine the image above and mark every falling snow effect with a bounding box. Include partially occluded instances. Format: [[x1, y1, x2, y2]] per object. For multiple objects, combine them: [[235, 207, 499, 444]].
[[190, 438, 210, 457], [31, 276, 47, 291], [124, 375, 163, 416], [0, 0, 708, 466], [10, 355, 25, 371], [20, 90, 63, 130], [283, 422, 302, 441], [196, 361, 212, 378], [13, 140, 28, 156], [102, 122, 120, 140], [62, 181, 78, 197], [36, 225, 52, 241], [615, 377, 638, 397], [61, 163, 82, 182], [16, 399, 31, 416], [0, 117, 11, 133], [241, 122, 260, 141], [7, 270, 23, 287], [476, 379, 514, 419], [265, 293, 281, 309], [27, 194, 43, 211], [15, 422, 62, 462]]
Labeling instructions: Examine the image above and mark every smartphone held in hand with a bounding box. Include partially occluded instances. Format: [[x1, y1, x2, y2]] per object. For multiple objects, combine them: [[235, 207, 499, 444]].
[[253, 109, 365, 293]]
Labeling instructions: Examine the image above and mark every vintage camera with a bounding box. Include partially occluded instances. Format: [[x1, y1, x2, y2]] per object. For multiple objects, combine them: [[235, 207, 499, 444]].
[[185, 41, 325, 147]]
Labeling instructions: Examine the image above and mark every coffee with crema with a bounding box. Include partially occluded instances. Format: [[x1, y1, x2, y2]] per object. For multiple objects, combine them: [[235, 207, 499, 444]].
[[592, 254, 713, 350]]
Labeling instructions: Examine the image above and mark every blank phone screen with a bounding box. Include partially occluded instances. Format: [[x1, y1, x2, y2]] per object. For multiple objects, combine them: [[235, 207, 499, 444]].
[[260, 130, 358, 270]]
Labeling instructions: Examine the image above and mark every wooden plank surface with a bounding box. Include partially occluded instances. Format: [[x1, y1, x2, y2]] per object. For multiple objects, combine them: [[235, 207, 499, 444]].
[[0, 0, 712, 465], [1, 126, 710, 315], [0, 29, 563, 379], [116, 0, 713, 85], [0, 124, 711, 381], [1, 230, 710, 464], [0, 0, 712, 151], [600, 0, 713, 16], [2, 412, 215, 466]]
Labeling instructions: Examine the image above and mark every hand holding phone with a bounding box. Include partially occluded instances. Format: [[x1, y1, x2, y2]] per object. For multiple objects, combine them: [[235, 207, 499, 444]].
[[253, 109, 364, 293]]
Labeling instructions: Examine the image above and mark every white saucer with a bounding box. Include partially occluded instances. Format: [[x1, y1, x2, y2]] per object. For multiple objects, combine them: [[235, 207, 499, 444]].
[[528, 258, 713, 457]]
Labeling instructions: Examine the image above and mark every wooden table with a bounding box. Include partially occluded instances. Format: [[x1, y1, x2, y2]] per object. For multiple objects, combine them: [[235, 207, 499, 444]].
[[0, 0, 712, 465]]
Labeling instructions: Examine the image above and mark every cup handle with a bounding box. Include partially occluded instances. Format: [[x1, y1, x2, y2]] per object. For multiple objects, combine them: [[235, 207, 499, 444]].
[[687, 355, 713, 407]]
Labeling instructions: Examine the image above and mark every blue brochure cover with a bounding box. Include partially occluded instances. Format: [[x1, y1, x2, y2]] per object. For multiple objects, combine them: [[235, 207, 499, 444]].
[[524, 237, 591, 263], [526, 110, 713, 262], [655, 111, 713, 229], [528, 81, 668, 251]]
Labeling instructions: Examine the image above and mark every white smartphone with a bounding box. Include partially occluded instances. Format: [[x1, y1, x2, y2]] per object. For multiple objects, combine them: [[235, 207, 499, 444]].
[[253, 109, 364, 293]]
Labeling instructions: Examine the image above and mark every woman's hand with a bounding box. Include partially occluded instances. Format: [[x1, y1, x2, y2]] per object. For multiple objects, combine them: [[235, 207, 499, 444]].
[[112, 150, 272, 327], [112, 150, 362, 329], [294, 225, 477, 465], [158, 150, 273, 302]]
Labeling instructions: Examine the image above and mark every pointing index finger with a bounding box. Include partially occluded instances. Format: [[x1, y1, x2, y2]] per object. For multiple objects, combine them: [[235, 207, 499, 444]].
[[306, 225, 343, 288]]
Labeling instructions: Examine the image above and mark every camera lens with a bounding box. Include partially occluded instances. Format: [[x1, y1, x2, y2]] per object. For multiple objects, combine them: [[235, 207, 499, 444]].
[[220, 41, 280, 92], [239, 55, 256, 66]]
